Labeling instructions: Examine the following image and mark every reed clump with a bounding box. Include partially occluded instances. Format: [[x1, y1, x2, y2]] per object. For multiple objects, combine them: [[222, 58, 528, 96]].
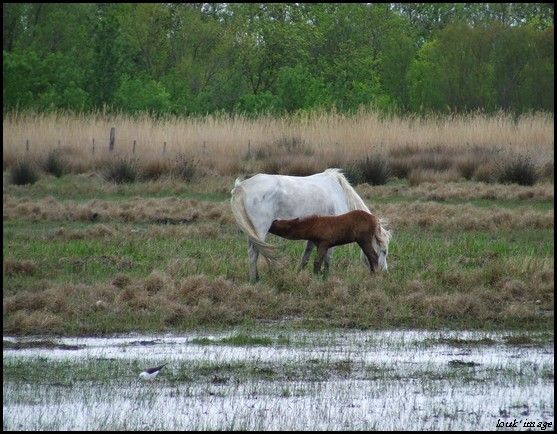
[[10, 159, 40, 185]]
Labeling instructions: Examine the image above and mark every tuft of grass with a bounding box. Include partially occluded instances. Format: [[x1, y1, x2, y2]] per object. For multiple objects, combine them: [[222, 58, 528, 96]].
[[43, 150, 67, 178], [408, 168, 460, 186], [347, 154, 391, 185], [103, 158, 138, 184], [498, 155, 539, 186], [191, 334, 277, 346], [456, 157, 478, 180], [173, 154, 198, 181], [502, 335, 539, 346], [139, 159, 171, 181], [473, 162, 498, 183], [4, 259, 38, 277], [10, 159, 40, 185]]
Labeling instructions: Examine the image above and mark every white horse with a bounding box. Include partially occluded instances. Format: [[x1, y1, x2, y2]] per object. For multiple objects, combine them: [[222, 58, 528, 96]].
[[230, 168, 390, 281]]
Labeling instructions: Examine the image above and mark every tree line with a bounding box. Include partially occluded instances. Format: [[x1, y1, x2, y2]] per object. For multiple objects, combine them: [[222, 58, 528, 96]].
[[3, 3, 554, 116]]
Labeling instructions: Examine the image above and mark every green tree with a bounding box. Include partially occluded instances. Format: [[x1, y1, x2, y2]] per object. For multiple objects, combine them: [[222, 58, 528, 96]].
[[89, 3, 133, 109], [114, 74, 171, 114]]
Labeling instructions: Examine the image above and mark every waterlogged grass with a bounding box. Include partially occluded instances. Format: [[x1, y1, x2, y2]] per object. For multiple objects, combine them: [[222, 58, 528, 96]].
[[191, 333, 290, 346], [3, 329, 554, 430]]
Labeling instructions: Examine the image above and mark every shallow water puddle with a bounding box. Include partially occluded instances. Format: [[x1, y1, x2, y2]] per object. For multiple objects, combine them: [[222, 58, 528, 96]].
[[3, 329, 554, 430]]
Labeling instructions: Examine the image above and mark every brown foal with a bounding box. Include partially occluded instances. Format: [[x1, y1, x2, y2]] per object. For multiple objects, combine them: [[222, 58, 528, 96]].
[[269, 209, 383, 275]]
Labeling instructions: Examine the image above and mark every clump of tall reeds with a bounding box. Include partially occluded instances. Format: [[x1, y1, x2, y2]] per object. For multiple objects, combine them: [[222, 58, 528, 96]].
[[10, 159, 40, 185], [498, 155, 539, 186], [345, 155, 391, 185], [43, 150, 67, 178], [139, 159, 172, 181], [103, 158, 138, 184], [172, 154, 198, 181]]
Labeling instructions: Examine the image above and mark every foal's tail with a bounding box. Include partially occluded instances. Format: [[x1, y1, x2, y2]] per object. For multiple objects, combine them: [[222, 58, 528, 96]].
[[230, 180, 279, 264]]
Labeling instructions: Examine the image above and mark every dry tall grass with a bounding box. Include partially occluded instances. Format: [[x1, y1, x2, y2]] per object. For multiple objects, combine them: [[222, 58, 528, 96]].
[[3, 110, 554, 177]]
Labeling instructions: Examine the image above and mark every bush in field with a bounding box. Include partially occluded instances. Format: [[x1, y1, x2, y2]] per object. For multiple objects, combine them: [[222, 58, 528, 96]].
[[173, 154, 198, 181], [472, 162, 498, 183], [103, 158, 138, 184], [11, 159, 39, 185], [498, 155, 539, 186], [347, 155, 391, 185], [389, 159, 412, 179], [540, 161, 554, 182], [140, 159, 171, 181], [456, 157, 478, 180], [43, 150, 67, 178]]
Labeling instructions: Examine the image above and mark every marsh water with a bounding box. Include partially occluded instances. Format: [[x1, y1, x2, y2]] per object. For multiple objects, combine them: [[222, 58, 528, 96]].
[[3, 329, 554, 430]]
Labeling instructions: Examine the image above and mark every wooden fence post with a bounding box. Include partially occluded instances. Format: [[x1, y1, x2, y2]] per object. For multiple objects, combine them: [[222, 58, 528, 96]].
[[92, 138, 95, 155], [109, 127, 115, 152], [163, 141, 166, 155], [26, 139, 29, 153], [133, 140, 136, 155]]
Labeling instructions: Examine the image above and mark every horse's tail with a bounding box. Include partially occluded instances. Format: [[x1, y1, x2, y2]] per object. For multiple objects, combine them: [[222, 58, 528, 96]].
[[230, 180, 279, 264], [325, 168, 371, 212]]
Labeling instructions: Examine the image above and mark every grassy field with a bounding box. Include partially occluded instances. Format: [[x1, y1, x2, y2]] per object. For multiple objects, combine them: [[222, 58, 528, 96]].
[[3, 170, 553, 335]]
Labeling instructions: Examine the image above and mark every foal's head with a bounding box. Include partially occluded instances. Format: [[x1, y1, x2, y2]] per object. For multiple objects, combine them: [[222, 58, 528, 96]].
[[371, 219, 391, 271]]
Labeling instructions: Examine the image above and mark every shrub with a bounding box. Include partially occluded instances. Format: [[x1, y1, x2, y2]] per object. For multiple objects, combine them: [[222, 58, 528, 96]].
[[103, 158, 137, 184], [473, 163, 498, 183], [43, 150, 67, 178], [498, 155, 539, 186], [456, 157, 478, 180], [173, 154, 198, 181], [390, 158, 412, 179], [408, 168, 460, 186], [140, 159, 171, 181], [10, 159, 39, 185], [348, 154, 391, 185], [540, 160, 554, 182]]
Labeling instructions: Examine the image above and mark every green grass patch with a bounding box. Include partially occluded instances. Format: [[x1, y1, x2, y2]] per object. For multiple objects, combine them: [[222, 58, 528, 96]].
[[191, 333, 290, 346]]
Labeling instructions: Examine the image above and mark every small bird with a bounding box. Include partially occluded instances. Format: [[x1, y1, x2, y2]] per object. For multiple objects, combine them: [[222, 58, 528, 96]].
[[139, 363, 167, 380]]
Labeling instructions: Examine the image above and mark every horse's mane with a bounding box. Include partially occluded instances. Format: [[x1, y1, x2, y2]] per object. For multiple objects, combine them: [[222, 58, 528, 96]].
[[324, 168, 371, 213]]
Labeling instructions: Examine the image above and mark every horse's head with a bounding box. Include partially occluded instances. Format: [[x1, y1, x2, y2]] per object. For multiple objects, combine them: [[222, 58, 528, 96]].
[[371, 219, 391, 271]]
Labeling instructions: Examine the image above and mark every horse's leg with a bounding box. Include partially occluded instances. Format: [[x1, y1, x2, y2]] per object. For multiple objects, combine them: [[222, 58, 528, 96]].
[[323, 247, 334, 273], [357, 239, 379, 274], [361, 250, 371, 268], [313, 244, 329, 275], [248, 240, 259, 282], [299, 241, 315, 271]]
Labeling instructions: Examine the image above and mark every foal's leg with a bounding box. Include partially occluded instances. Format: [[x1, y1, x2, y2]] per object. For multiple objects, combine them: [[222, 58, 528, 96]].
[[323, 247, 334, 273], [360, 251, 371, 268], [248, 240, 259, 282], [357, 239, 379, 275], [313, 244, 329, 275], [299, 241, 315, 271]]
